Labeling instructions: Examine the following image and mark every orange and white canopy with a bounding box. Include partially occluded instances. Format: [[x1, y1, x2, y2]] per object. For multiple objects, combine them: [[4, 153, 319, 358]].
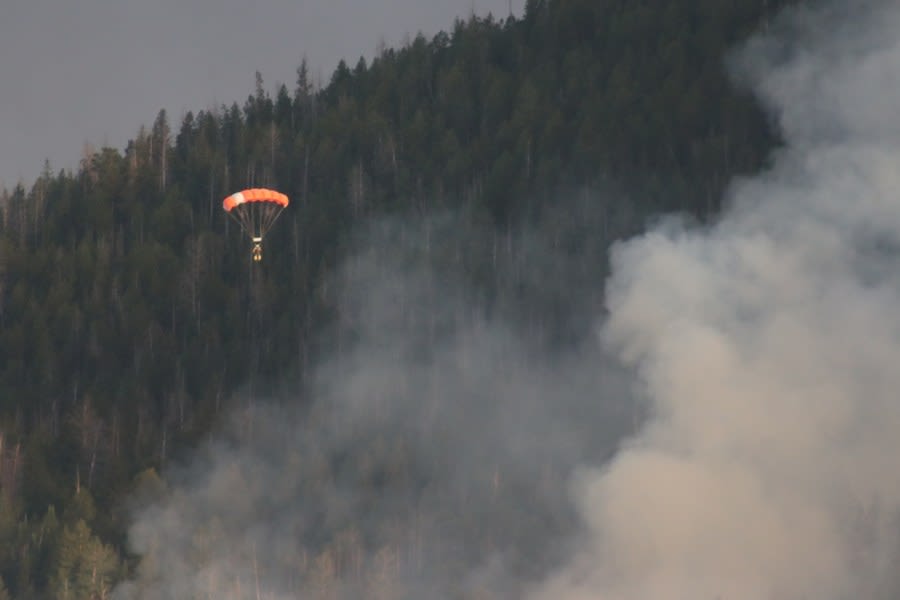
[[223, 188, 289, 212]]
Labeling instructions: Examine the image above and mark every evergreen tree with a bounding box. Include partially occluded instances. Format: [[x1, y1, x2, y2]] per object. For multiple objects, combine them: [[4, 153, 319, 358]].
[[50, 519, 119, 600], [0, 1, 803, 595]]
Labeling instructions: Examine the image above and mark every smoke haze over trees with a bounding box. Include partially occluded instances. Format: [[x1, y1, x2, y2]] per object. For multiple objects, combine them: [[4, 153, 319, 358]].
[[8, 0, 886, 597]]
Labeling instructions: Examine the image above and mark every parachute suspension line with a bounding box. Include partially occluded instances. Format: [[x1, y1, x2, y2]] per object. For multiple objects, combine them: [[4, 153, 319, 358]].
[[255, 203, 286, 262], [264, 202, 286, 239], [227, 209, 247, 236], [227, 206, 258, 261]]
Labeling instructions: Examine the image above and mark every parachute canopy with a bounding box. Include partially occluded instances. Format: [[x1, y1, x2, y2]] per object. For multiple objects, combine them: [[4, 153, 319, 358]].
[[223, 187, 289, 261]]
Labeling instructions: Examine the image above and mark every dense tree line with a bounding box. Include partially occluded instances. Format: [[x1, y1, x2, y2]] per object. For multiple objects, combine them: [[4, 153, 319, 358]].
[[0, 0, 799, 596]]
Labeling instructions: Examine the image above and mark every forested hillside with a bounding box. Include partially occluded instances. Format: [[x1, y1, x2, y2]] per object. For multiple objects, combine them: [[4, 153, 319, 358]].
[[0, 0, 799, 596]]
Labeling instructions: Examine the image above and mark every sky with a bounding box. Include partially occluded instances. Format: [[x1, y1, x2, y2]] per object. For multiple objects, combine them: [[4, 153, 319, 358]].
[[0, 0, 524, 189]]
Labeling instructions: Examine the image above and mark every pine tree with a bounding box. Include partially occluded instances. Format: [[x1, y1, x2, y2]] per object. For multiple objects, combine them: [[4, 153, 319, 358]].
[[50, 519, 119, 600]]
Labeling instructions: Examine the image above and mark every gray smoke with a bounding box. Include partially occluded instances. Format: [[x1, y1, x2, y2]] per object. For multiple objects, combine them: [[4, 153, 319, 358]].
[[113, 1, 900, 598], [529, 1, 900, 599], [113, 213, 636, 599]]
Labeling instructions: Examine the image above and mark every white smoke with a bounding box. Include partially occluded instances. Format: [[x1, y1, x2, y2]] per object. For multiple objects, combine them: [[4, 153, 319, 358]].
[[530, 1, 900, 599], [112, 214, 635, 600], [113, 2, 900, 598]]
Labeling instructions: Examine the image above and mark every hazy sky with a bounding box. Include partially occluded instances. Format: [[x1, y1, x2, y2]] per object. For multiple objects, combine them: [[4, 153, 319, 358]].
[[0, 0, 524, 189]]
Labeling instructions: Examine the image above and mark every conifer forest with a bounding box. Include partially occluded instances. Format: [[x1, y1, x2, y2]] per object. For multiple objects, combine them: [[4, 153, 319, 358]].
[[0, 1, 809, 597]]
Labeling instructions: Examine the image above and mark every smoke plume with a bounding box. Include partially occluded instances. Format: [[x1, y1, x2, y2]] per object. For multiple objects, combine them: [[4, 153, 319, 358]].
[[114, 1, 900, 598], [530, 1, 900, 599], [112, 213, 635, 599]]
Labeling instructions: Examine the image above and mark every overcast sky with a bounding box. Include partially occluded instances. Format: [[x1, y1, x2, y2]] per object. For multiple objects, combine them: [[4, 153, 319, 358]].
[[0, 0, 524, 189]]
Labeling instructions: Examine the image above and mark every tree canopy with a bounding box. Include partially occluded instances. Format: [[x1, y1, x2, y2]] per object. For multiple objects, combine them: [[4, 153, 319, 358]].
[[0, 0, 799, 596]]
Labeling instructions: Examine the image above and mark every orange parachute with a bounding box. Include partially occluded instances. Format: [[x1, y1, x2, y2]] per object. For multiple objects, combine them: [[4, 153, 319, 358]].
[[223, 187, 289, 262]]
